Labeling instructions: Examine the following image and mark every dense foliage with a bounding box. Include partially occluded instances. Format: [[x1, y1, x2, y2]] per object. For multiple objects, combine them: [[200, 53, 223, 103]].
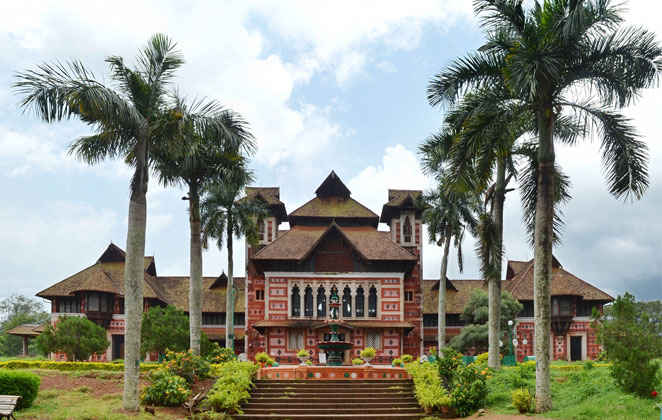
[[162, 350, 210, 385], [140, 369, 191, 406], [0, 295, 49, 357], [0, 369, 41, 409], [204, 361, 259, 414], [436, 349, 488, 417], [35, 315, 109, 361], [448, 290, 522, 353], [593, 293, 661, 397], [141, 305, 191, 357]]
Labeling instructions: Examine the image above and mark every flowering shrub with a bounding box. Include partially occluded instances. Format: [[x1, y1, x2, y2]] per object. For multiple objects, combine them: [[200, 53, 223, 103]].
[[206, 343, 236, 364], [406, 362, 450, 412], [162, 350, 210, 384], [140, 369, 191, 406], [437, 348, 463, 385], [448, 363, 488, 417]]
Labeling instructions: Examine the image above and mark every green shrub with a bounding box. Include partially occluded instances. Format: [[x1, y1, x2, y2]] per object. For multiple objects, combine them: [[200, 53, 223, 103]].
[[475, 352, 489, 365], [265, 356, 275, 366], [352, 358, 364, 365], [360, 347, 376, 358], [449, 363, 488, 417], [511, 387, 533, 413], [35, 315, 110, 361], [406, 362, 450, 412], [162, 349, 210, 384], [205, 343, 236, 364], [402, 354, 413, 364], [204, 361, 258, 414], [0, 369, 41, 409], [594, 293, 662, 397], [0, 360, 159, 372], [140, 369, 191, 406], [305, 359, 313, 366], [392, 358, 403, 366]]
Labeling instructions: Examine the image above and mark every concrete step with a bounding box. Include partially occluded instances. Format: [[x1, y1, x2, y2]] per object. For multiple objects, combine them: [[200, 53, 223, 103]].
[[249, 392, 415, 399], [234, 414, 427, 420], [256, 379, 414, 384], [243, 401, 421, 409], [247, 396, 418, 404], [252, 386, 412, 393], [254, 383, 411, 389], [240, 407, 424, 415]]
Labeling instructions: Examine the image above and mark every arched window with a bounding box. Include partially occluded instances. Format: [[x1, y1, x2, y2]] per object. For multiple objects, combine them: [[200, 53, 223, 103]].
[[368, 286, 377, 318], [291, 285, 300, 317], [342, 286, 352, 317], [257, 218, 265, 241], [403, 216, 412, 243], [304, 286, 313, 317], [355, 286, 365, 317], [317, 286, 326, 317]]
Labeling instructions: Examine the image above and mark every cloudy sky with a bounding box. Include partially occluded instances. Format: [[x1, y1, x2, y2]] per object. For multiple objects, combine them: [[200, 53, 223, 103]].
[[0, 0, 660, 308]]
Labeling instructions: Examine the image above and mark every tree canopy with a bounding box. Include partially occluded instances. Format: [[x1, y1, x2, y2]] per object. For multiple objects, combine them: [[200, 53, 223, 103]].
[[35, 315, 109, 361], [0, 295, 49, 357]]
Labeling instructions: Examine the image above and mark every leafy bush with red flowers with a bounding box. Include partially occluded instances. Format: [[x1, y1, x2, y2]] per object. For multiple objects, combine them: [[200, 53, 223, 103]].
[[162, 349, 210, 384], [652, 390, 658, 397]]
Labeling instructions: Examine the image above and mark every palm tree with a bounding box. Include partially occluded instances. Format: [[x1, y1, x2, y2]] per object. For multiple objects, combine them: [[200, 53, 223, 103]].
[[153, 96, 255, 355], [421, 183, 479, 351], [200, 175, 267, 350], [13, 34, 188, 411], [427, 0, 662, 411]]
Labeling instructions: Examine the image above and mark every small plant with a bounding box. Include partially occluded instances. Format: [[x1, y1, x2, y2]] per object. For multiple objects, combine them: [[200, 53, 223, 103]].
[[449, 363, 488, 417], [204, 361, 259, 414], [255, 352, 269, 363], [296, 349, 309, 358], [305, 359, 313, 366], [428, 346, 438, 357], [360, 347, 376, 358], [584, 360, 595, 370], [511, 387, 533, 413], [162, 349, 210, 384], [140, 369, 191, 407], [392, 358, 403, 366], [437, 348, 462, 384], [265, 356, 276, 366], [352, 358, 364, 365], [74, 385, 91, 393], [402, 354, 413, 364]]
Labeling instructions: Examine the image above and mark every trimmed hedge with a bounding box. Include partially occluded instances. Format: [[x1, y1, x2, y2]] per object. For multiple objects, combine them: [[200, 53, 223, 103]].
[[0, 369, 41, 409], [0, 360, 160, 372]]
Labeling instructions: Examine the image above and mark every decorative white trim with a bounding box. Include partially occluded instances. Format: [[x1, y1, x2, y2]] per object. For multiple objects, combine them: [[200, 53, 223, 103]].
[[566, 332, 587, 361], [265, 272, 404, 279]]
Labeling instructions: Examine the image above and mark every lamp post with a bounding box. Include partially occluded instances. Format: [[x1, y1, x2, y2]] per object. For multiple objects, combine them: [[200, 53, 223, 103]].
[[501, 319, 518, 366]]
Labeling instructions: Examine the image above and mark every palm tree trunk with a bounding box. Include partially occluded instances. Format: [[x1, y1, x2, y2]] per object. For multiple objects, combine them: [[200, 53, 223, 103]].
[[488, 158, 506, 370], [189, 180, 203, 356], [534, 109, 555, 412], [122, 164, 148, 412], [226, 213, 234, 351], [437, 229, 452, 351]]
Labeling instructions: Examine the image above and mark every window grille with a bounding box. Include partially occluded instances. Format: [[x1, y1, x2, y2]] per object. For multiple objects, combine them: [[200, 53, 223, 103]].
[[365, 331, 381, 349], [317, 286, 326, 317], [342, 286, 352, 317], [403, 216, 412, 243], [304, 286, 314, 316], [288, 331, 304, 349]]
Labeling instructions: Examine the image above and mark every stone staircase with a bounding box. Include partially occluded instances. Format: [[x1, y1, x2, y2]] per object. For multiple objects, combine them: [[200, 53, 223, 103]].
[[233, 379, 427, 420]]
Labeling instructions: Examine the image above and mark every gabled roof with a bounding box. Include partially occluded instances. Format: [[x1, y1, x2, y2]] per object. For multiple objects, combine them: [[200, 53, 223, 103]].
[[315, 171, 351, 198], [37, 244, 161, 300], [430, 277, 459, 292], [423, 279, 486, 314], [288, 171, 379, 227], [7, 323, 47, 338], [380, 189, 422, 223], [251, 223, 417, 262], [504, 258, 613, 301], [242, 187, 287, 222]]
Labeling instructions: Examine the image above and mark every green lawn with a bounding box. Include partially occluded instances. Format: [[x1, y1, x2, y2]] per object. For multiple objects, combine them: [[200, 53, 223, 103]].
[[486, 361, 661, 420]]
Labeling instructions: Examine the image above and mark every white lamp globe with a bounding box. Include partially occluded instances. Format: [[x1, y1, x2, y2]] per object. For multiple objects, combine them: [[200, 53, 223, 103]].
[[522, 338, 528, 346], [499, 340, 503, 347], [513, 338, 519, 347], [508, 320, 514, 326]]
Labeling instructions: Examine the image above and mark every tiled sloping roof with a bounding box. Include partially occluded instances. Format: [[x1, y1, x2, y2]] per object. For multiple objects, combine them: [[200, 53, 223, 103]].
[[504, 259, 613, 301], [252, 225, 327, 260], [505, 260, 528, 279], [154, 277, 245, 312], [241, 187, 287, 222], [251, 224, 417, 262], [380, 189, 422, 222], [289, 197, 378, 220], [7, 323, 47, 337], [423, 279, 486, 314], [340, 226, 417, 261]]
